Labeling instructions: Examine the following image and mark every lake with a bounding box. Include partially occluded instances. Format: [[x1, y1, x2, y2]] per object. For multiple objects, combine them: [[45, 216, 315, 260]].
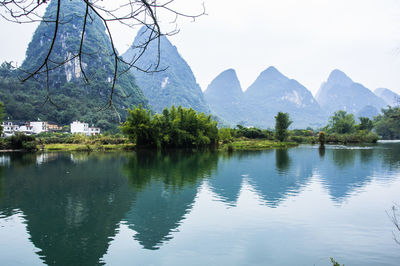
[[0, 143, 399, 265]]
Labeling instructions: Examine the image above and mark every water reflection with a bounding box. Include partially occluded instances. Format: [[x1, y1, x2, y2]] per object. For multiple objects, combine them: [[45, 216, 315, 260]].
[[0, 144, 399, 265], [0, 153, 135, 265], [318, 146, 325, 158], [246, 149, 313, 207], [317, 145, 399, 202], [123, 150, 218, 250], [208, 152, 251, 206], [209, 149, 312, 208], [275, 149, 291, 174]]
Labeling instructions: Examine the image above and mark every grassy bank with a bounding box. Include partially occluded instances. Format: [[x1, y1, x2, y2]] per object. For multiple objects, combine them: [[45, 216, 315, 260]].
[[222, 139, 298, 151], [43, 143, 136, 152]]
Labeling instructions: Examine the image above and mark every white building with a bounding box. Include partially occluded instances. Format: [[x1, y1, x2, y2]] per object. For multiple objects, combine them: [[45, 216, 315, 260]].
[[2, 121, 20, 137], [30, 121, 48, 134], [2, 121, 34, 136], [2, 120, 52, 136], [70, 121, 100, 136]]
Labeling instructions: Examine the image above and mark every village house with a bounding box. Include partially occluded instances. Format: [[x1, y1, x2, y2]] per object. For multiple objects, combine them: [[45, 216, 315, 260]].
[[1, 120, 62, 136], [70, 121, 101, 136], [2, 121, 34, 136]]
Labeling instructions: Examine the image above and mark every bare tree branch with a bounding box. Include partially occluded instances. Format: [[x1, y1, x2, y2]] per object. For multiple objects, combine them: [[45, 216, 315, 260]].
[[387, 203, 400, 246], [0, 0, 205, 111]]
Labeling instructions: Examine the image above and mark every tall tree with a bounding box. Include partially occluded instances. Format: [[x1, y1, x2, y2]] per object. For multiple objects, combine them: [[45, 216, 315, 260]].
[[275, 112, 292, 142], [328, 110, 356, 134]]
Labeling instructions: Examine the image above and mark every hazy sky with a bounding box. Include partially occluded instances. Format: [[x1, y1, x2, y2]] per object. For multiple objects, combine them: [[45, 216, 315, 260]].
[[1, 0, 400, 95]]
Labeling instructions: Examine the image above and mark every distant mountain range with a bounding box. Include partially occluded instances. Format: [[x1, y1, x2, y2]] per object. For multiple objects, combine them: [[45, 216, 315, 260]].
[[205, 66, 326, 128], [0, 1, 398, 130], [206, 67, 399, 127], [316, 69, 387, 119]]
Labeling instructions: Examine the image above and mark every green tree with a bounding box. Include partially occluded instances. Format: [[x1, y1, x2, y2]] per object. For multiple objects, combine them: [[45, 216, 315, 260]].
[[357, 117, 373, 132], [328, 110, 356, 134], [121, 105, 156, 147], [374, 106, 400, 139], [275, 112, 292, 142], [318, 131, 326, 146], [121, 106, 219, 149]]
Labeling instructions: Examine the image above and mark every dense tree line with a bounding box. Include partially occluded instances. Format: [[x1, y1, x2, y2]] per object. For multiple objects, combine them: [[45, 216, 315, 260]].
[[121, 106, 218, 148]]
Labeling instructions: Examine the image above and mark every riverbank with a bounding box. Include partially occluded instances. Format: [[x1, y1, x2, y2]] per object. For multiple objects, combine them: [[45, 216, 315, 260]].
[[222, 139, 298, 151], [42, 143, 136, 152], [42, 139, 298, 152]]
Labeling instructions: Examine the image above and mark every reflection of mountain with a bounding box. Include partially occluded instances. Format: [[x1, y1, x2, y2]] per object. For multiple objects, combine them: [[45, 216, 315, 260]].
[[122, 151, 218, 250], [247, 149, 313, 207], [208, 149, 313, 208], [0, 153, 135, 266], [208, 155, 246, 206], [316, 147, 384, 202]]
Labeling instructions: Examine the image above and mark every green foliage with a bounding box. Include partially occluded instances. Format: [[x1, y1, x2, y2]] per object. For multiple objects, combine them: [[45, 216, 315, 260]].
[[275, 112, 292, 142], [330, 257, 344, 266], [318, 131, 326, 145], [0, 133, 37, 151], [218, 128, 233, 144], [357, 117, 373, 132], [121, 106, 219, 149], [36, 132, 127, 145], [227, 139, 297, 150], [325, 131, 378, 144], [233, 125, 273, 139], [121, 105, 155, 146], [374, 106, 400, 139], [328, 110, 356, 134]]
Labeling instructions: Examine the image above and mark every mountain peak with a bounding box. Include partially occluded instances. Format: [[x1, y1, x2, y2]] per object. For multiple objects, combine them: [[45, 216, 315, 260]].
[[122, 27, 210, 113], [327, 69, 353, 86], [205, 68, 242, 96], [204, 68, 244, 125], [259, 66, 285, 79]]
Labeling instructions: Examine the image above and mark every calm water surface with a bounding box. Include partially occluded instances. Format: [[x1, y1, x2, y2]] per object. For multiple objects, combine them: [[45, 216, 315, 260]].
[[0, 144, 400, 265]]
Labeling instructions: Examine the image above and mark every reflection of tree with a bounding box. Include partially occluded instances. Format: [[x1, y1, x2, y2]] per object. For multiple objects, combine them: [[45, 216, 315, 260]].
[[379, 143, 400, 171], [0, 153, 135, 265], [359, 148, 374, 163], [332, 149, 356, 168], [318, 146, 325, 158], [123, 150, 219, 250], [123, 150, 218, 190], [275, 149, 291, 174]]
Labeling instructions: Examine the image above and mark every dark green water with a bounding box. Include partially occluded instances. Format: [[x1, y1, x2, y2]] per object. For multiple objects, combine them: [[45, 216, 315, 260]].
[[0, 143, 400, 265]]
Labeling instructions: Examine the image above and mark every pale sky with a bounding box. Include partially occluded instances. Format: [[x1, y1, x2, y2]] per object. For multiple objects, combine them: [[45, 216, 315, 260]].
[[1, 0, 400, 95]]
